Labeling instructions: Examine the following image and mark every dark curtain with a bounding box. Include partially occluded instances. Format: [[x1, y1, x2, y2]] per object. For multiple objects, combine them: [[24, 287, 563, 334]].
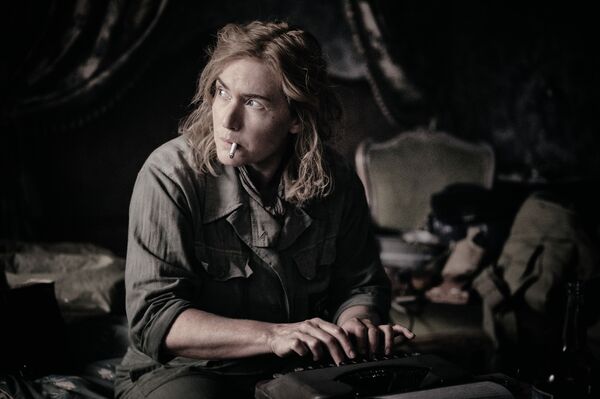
[[1, 0, 169, 130], [0, 0, 180, 241]]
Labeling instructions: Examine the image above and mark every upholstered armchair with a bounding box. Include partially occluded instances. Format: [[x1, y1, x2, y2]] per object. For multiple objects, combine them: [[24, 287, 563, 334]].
[[355, 129, 496, 372]]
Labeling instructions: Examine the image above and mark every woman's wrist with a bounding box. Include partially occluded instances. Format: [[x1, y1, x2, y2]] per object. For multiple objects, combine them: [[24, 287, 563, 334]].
[[337, 305, 381, 326]]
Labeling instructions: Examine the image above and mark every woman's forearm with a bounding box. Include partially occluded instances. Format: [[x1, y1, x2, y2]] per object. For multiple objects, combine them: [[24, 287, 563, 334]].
[[164, 309, 359, 364], [164, 308, 275, 359]]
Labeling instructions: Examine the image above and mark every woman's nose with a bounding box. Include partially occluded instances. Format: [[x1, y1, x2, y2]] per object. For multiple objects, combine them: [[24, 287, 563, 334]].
[[222, 101, 242, 131]]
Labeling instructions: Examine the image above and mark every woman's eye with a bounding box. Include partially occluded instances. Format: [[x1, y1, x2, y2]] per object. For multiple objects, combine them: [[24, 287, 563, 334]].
[[246, 99, 263, 108], [217, 87, 230, 99]]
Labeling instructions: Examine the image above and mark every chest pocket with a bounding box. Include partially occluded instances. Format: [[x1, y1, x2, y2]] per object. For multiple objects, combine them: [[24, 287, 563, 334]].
[[293, 237, 337, 280], [195, 243, 253, 281]]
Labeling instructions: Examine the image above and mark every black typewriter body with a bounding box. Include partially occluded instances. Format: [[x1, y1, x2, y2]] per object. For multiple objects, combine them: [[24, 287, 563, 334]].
[[255, 353, 473, 399]]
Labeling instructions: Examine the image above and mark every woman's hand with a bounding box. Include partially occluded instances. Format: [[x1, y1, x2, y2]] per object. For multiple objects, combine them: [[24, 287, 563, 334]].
[[339, 317, 414, 356], [267, 318, 357, 364]]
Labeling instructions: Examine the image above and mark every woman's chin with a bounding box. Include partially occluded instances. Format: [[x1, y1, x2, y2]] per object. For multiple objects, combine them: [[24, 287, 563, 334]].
[[217, 152, 243, 167]]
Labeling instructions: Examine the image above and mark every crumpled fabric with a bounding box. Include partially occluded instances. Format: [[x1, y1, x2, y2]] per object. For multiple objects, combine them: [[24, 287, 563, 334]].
[[2, 241, 125, 317]]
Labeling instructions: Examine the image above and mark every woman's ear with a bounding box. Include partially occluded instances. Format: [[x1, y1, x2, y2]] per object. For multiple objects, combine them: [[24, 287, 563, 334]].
[[289, 115, 302, 135]]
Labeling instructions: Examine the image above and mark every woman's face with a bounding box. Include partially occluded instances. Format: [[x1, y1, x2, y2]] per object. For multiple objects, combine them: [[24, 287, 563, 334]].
[[211, 57, 300, 179]]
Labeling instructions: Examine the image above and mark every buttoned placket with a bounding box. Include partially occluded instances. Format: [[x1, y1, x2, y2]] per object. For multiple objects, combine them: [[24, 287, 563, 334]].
[[203, 164, 318, 322]]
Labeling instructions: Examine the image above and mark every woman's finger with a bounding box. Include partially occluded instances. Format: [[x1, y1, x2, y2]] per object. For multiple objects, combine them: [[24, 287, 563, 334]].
[[391, 324, 415, 339], [297, 331, 325, 361], [341, 318, 369, 356], [362, 318, 381, 355], [316, 320, 356, 360], [378, 324, 394, 355], [301, 321, 346, 364]]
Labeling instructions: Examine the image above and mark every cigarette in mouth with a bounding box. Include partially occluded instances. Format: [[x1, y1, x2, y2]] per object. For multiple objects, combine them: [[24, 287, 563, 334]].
[[229, 142, 238, 158]]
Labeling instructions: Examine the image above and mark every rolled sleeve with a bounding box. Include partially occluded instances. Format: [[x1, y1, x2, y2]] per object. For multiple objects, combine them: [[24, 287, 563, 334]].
[[125, 161, 200, 362], [330, 172, 391, 324]]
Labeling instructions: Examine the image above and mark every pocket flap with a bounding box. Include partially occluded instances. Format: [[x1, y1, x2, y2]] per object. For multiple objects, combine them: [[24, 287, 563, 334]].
[[293, 238, 336, 280], [195, 244, 252, 281]]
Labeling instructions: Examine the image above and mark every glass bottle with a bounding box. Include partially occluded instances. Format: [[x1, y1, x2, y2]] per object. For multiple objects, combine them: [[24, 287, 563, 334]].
[[532, 281, 593, 398]]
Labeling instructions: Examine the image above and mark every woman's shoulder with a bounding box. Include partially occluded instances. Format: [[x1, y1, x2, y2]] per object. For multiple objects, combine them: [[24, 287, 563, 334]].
[[143, 135, 194, 172], [138, 135, 234, 195], [135, 135, 211, 193]]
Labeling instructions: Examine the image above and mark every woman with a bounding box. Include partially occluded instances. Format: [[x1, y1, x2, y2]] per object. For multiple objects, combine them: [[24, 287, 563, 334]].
[[116, 20, 413, 399]]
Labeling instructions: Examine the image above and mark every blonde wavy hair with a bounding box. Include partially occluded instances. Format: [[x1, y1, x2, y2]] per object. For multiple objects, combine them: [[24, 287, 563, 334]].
[[179, 21, 342, 205]]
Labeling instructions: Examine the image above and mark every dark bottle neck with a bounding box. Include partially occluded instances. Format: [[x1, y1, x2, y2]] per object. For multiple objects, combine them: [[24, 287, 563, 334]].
[[561, 281, 586, 354]]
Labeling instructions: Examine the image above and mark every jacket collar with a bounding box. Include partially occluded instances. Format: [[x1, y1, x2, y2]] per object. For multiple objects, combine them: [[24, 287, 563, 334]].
[[203, 164, 332, 251], [203, 164, 245, 224]]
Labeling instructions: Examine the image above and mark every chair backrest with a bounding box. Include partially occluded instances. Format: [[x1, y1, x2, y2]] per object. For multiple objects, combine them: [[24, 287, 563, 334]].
[[355, 130, 495, 232]]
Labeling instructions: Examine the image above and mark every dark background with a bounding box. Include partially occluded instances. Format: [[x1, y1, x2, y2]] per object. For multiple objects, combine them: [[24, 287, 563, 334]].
[[2, 0, 599, 256]]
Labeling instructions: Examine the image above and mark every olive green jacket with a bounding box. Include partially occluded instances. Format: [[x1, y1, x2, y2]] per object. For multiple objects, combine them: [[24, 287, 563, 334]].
[[118, 136, 390, 382]]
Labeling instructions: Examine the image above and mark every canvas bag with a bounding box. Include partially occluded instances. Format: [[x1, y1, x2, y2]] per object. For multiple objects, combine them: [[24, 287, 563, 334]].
[[473, 192, 599, 353]]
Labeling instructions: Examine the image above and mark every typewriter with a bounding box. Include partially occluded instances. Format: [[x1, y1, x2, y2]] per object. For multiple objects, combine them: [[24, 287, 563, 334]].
[[255, 352, 516, 399]]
